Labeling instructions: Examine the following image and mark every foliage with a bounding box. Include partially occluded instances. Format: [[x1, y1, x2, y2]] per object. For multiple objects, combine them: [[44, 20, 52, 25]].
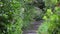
[[0, 0, 23, 34], [0, 0, 44, 34], [1, 0, 60, 34], [37, 0, 60, 34], [44, 0, 58, 8], [38, 6, 60, 34], [22, 0, 44, 29]]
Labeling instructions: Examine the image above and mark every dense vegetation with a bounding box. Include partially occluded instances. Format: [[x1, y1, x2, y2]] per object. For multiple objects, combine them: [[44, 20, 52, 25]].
[[0, 0, 23, 34], [0, 0, 60, 34], [0, 0, 43, 34], [38, 0, 60, 34]]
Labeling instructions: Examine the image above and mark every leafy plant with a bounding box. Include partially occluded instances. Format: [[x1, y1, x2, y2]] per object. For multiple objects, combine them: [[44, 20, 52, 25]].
[[0, 0, 23, 34], [38, 7, 60, 34]]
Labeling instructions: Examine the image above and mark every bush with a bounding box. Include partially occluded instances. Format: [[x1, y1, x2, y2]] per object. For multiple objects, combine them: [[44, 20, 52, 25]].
[[0, 0, 23, 34], [38, 7, 60, 34], [37, 0, 60, 34]]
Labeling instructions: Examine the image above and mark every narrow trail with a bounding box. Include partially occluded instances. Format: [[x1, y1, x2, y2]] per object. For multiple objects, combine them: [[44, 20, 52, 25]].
[[22, 20, 43, 34]]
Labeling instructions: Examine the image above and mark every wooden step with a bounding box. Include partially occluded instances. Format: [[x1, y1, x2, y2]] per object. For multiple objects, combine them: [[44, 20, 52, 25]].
[[23, 32, 37, 34], [31, 20, 43, 25], [27, 24, 40, 30], [30, 25, 39, 28], [23, 30, 37, 33]]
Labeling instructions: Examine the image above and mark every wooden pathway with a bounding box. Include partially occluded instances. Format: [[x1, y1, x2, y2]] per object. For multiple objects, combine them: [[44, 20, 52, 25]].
[[22, 20, 43, 34]]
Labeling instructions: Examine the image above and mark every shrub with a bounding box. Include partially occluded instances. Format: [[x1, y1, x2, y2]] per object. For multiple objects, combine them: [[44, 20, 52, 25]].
[[38, 7, 60, 34], [0, 0, 23, 34]]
